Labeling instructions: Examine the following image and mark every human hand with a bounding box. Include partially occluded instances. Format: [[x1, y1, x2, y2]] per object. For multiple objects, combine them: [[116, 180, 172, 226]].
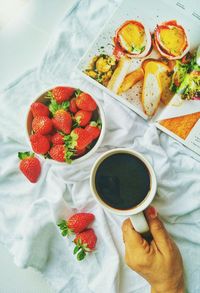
[[122, 207, 184, 293]]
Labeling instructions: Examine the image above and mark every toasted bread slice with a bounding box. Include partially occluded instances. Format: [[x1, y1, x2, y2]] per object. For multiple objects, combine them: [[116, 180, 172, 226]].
[[142, 60, 169, 116], [118, 68, 144, 94], [160, 72, 174, 105], [107, 56, 131, 94]]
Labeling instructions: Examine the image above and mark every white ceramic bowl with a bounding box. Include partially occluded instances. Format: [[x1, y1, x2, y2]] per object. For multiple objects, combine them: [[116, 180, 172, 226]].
[[26, 86, 106, 164]]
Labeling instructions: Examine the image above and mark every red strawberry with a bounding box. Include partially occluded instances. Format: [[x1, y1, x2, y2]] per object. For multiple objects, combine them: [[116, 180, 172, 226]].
[[52, 110, 72, 134], [58, 213, 95, 236], [76, 92, 97, 111], [30, 133, 50, 154], [18, 152, 41, 183], [49, 144, 66, 162], [31, 102, 50, 117], [85, 121, 101, 140], [69, 98, 78, 113], [49, 144, 72, 163], [51, 132, 64, 145], [32, 116, 53, 135], [73, 229, 97, 260], [51, 87, 74, 104], [69, 128, 93, 150], [75, 110, 92, 127]]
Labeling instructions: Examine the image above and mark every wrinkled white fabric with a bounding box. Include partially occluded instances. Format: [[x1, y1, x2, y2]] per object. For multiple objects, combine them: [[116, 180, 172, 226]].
[[0, 0, 200, 292]]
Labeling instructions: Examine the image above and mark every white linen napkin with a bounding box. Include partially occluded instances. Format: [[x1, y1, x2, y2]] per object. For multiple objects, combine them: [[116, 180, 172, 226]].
[[0, 0, 200, 292]]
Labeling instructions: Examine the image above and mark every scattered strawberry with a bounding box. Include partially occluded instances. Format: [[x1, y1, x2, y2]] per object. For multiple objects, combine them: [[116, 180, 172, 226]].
[[32, 116, 53, 135], [85, 121, 101, 140], [51, 87, 74, 104], [75, 110, 92, 127], [52, 110, 72, 134], [69, 98, 78, 113], [73, 229, 97, 260], [49, 144, 73, 162], [30, 133, 50, 154], [66, 128, 93, 150], [51, 132, 64, 145], [76, 92, 97, 111], [58, 213, 95, 236], [31, 102, 50, 117], [18, 152, 41, 183]]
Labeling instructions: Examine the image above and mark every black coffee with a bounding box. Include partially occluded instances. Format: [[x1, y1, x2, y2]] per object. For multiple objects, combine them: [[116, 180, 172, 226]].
[[95, 153, 150, 210]]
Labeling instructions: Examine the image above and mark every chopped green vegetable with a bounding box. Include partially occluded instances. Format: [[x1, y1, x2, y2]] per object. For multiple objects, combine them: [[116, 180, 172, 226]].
[[170, 51, 200, 100], [170, 60, 189, 92], [179, 71, 200, 100]]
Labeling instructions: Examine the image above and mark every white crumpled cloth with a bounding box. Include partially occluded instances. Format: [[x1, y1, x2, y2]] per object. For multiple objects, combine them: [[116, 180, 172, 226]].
[[0, 0, 200, 292]]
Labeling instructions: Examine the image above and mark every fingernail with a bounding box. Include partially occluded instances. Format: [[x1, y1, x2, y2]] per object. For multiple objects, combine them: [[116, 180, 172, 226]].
[[147, 206, 157, 219]]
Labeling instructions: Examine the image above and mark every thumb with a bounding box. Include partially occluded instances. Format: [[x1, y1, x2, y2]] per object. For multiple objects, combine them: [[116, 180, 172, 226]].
[[122, 218, 144, 250], [145, 206, 171, 252]]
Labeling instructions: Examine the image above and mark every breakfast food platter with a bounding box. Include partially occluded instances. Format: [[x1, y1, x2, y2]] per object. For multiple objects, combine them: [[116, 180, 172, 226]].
[[77, 0, 200, 156]]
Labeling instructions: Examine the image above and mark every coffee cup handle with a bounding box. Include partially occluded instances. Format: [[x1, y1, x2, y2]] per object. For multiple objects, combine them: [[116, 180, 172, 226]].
[[129, 212, 149, 233]]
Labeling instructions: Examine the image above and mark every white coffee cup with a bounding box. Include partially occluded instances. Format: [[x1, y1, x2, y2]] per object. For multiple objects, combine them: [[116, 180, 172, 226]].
[[90, 148, 157, 233]]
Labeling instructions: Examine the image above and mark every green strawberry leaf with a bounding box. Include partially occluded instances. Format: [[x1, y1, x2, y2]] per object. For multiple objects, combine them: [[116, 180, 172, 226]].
[[82, 243, 91, 252], [18, 152, 34, 160], [74, 116, 80, 125], [61, 230, 68, 237], [61, 101, 70, 110], [73, 121, 79, 128], [63, 135, 72, 145], [75, 89, 82, 97], [77, 239, 82, 246], [57, 219, 66, 227], [45, 91, 53, 99], [44, 153, 51, 159], [57, 220, 71, 237], [49, 99, 70, 115], [89, 121, 98, 127], [49, 99, 59, 114], [73, 245, 81, 255], [65, 151, 74, 164], [77, 249, 86, 261], [84, 247, 91, 252], [96, 118, 102, 128], [64, 133, 77, 150]]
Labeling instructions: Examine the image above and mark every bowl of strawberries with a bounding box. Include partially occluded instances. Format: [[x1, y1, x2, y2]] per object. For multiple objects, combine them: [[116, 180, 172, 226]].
[[26, 86, 105, 163]]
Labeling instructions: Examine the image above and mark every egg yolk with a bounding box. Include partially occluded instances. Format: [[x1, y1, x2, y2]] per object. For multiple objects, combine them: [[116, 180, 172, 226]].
[[159, 26, 186, 56], [119, 23, 145, 53]]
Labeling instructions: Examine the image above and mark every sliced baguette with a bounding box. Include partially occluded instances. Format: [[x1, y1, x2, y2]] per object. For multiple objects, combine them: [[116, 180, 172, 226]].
[[118, 68, 144, 94], [107, 56, 131, 94], [142, 61, 169, 116], [160, 72, 174, 105]]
